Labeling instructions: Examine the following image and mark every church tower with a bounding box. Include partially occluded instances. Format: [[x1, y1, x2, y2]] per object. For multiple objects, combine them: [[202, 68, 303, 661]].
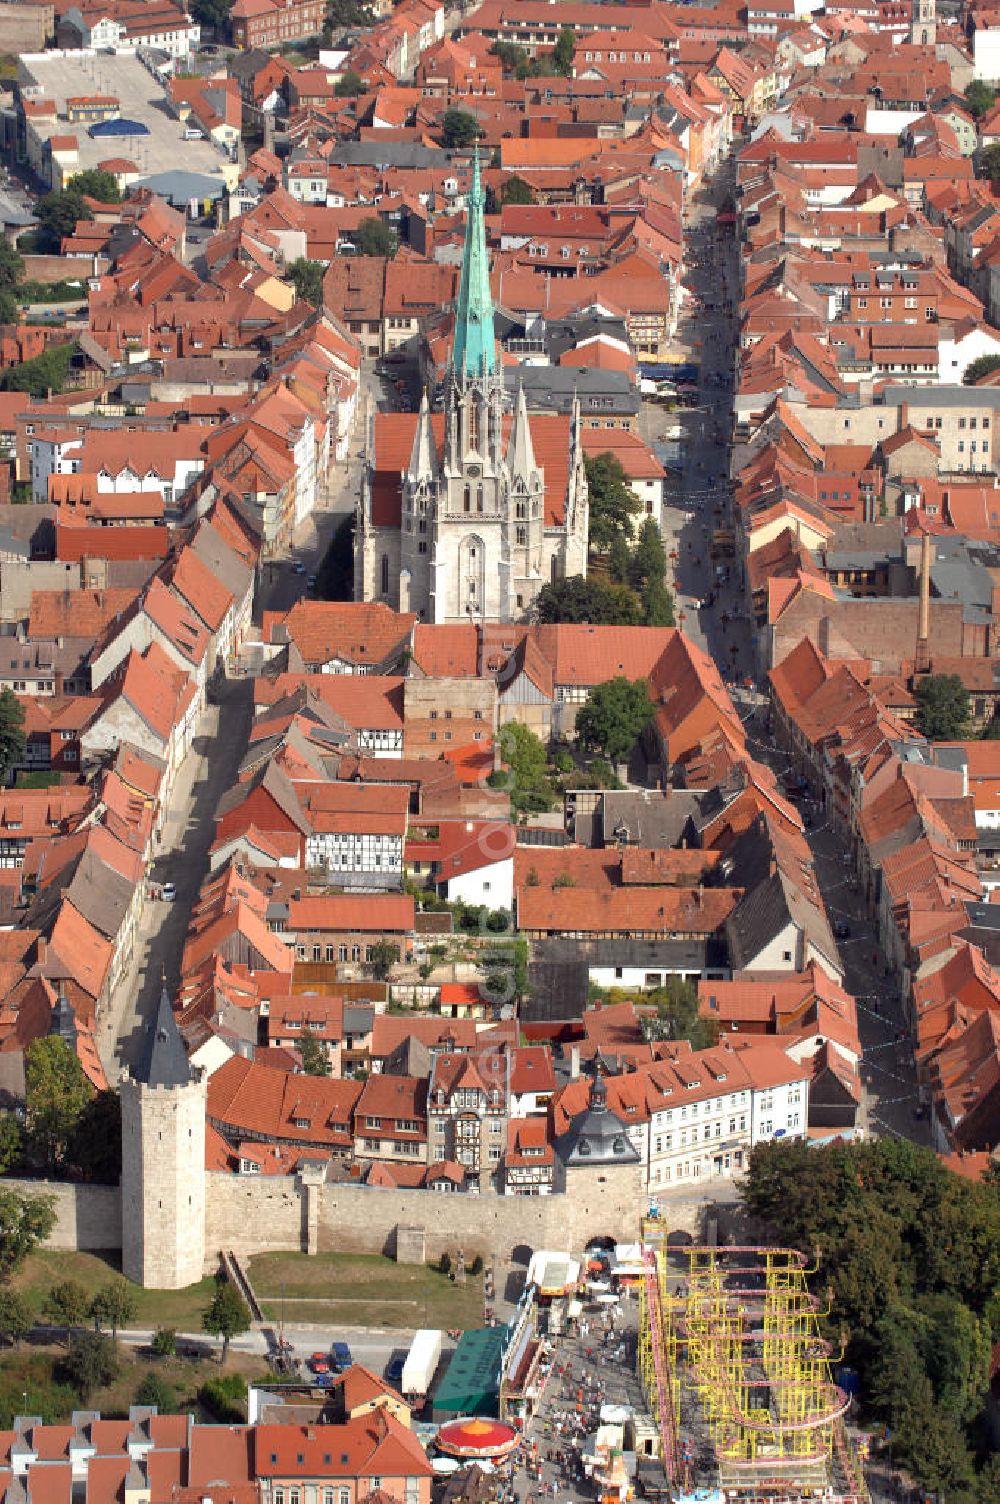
[[910, 0, 935, 46], [120, 985, 206, 1289], [362, 149, 587, 621]]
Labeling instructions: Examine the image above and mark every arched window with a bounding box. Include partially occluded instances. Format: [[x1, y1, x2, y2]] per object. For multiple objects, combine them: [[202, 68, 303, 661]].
[[380, 554, 389, 594], [477, 485, 484, 513], [464, 485, 471, 513]]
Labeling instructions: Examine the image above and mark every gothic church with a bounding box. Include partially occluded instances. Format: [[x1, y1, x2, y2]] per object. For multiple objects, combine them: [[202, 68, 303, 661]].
[[356, 153, 589, 622]]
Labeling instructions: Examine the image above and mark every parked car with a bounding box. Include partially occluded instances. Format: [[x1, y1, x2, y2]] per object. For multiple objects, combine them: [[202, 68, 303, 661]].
[[835, 920, 851, 940], [330, 1340, 352, 1372], [307, 574, 317, 590], [161, 882, 177, 902], [293, 560, 306, 575], [385, 1353, 405, 1387], [309, 1353, 330, 1374]]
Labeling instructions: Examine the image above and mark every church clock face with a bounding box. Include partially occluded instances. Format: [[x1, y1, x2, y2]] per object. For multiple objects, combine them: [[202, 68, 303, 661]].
[[467, 464, 481, 477]]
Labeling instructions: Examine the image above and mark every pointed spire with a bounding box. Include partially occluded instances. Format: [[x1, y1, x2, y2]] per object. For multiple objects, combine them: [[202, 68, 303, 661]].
[[139, 983, 191, 1089], [407, 388, 436, 482], [506, 383, 536, 481], [452, 144, 496, 381]]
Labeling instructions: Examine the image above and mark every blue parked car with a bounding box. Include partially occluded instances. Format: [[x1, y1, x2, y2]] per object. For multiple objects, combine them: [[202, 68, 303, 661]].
[[385, 1354, 405, 1387], [330, 1341, 352, 1373]]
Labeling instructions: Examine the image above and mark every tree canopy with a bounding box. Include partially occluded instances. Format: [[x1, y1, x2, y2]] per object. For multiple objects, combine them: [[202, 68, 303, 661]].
[[0, 688, 25, 783], [24, 1036, 95, 1174], [334, 68, 366, 97], [202, 1281, 251, 1361], [741, 1137, 1000, 1499], [979, 142, 1000, 186], [0, 341, 77, 398], [0, 241, 23, 325], [58, 1331, 119, 1401], [494, 722, 553, 815], [298, 1029, 331, 1077], [188, 0, 234, 30], [352, 217, 398, 258], [585, 451, 643, 552], [286, 258, 325, 307], [552, 26, 576, 75], [913, 673, 971, 741], [965, 79, 996, 119], [316, 514, 354, 600], [0, 1188, 55, 1281], [963, 353, 1000, 386], [576, 676, 654, 764], [323, 0, 374, 37], [441, 107, 482, 148], [534, 575, 642, 625], [90, 1278, 137, 1340]]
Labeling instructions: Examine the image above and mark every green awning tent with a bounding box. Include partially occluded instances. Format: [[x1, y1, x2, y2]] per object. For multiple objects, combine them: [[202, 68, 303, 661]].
[[432, 1327, 506, 1419]]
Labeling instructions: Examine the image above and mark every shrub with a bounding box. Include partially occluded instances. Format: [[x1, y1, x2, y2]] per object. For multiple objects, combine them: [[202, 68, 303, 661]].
[[198, 1373, 247, 1421]]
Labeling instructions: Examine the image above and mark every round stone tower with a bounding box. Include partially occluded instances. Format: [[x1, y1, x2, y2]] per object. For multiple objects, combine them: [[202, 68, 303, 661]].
[[121, 984, 207, 1290]]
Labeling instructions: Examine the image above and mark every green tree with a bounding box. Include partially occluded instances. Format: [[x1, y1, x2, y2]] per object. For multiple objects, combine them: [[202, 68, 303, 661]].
[[367, 938, 399, 980], [0, 688, 25, 783], [202, 1281, 251, 1362], [0, 1290, 32, 1348], [441, 107, 482, 148], [576, 676, 654, 764], [67, 1090, 121, 1183], [90, 1278, 137, 1341], [58, 1331, 119, 1401], [963, 352, 1000, 385], [352, 217, 398, 258], [152, 1327, 177, 1357], [37, 189, 81, 245], [69, 169, 121, 203], [323, 0, 374, 38], [0, 1188, 55, 1281], [0, 1110, 23, 1174], [629, 516, 667, 589], [552, 26, 576, 75], [0, 241, 23, 325], [914, 673, 971, 740], [981, 712, 1000, 739], [490, 39, 526, 73], [502, 175, 534, 205], [134, 1372, 177, 1412], [42, 1279, 91, 1336], [316, 513, 354, 600], [0, 341, 77, 397], [495, 721, 553, 815], [641, 977, 717, 1049], [188, 0, 234, 31], [965, 79, 996, 118], [534, 575, 641, 624], [287, 257, 325, 307], [298, 1028, 331, 1077], [585, 451, 642, 551], [608, 531, 631, 584], [335, 68, 366, 97], [24, 1035, 94, 1173], [980, 142, 1000, 184], [642, 576, 675, 627]]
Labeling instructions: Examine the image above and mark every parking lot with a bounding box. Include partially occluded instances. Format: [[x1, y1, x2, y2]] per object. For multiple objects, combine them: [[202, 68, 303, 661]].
[[20, 51, 229, 182]]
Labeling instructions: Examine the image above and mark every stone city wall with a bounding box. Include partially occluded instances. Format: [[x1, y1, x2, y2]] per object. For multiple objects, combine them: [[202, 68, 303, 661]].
[[2, 1178, 122, 1251], [202, 1167, 707, 1266]]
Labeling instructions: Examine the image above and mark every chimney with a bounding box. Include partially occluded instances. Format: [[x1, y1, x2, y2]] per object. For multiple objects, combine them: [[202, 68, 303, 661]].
[[915, 527, 931, 672], [36, 938, 46, 966], [569, 1043, 581, 1079]]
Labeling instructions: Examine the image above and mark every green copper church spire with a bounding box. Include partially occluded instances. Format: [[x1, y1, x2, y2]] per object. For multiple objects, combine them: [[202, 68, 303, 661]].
[[452, 146, 496, 380]]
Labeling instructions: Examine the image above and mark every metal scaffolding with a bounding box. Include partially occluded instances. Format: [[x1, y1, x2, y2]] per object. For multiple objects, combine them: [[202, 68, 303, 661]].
[[637, 1223, 870, 1503]]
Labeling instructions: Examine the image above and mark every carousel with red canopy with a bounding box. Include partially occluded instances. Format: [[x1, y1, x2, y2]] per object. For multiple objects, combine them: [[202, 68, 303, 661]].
[[436, 1417, 521, 1459]]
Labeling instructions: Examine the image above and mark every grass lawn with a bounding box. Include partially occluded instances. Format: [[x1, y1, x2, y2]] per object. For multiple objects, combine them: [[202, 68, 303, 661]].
[[11, 1250, 219, 1330], [249, 1252, 483, 1329]]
